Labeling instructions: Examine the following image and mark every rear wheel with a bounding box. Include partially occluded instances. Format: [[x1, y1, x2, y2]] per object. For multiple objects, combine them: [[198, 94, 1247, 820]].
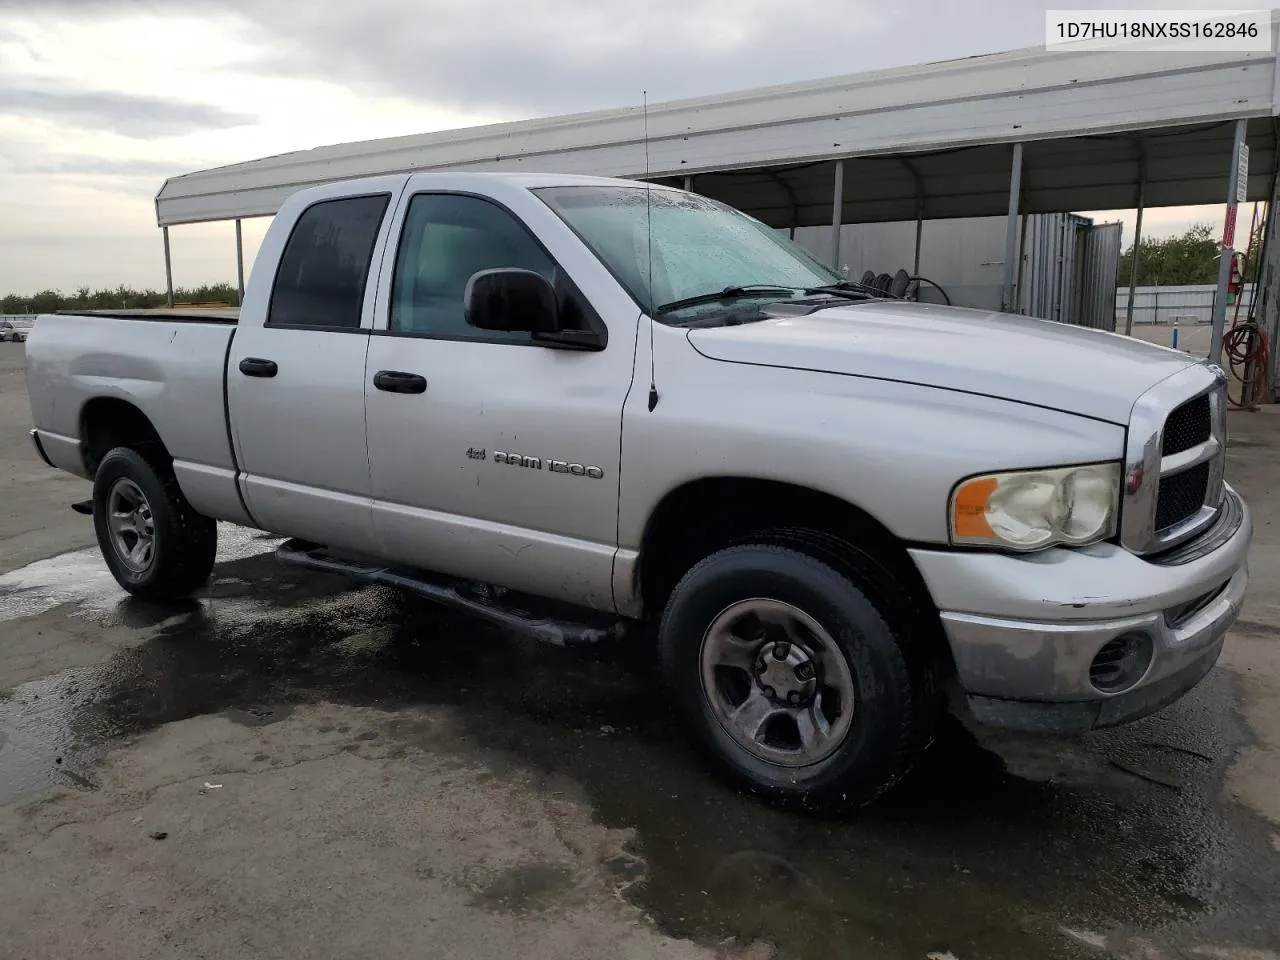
[[658, 539, 937, 813], [92, 446, 217, 600]]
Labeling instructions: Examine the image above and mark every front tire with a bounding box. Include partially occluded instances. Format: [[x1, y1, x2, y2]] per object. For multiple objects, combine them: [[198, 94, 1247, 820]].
[[658, 541, 935, 813], [92, 446, 217, 600]]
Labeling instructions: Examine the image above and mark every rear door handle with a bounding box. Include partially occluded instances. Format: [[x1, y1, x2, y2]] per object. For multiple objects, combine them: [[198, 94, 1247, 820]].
[[373, 370, 427, 394], [239, 357, 278, 378]]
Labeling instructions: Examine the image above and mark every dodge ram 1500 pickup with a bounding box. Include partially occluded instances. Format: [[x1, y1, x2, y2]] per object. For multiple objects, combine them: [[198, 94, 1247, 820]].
[[25, 171, 1251, 812]]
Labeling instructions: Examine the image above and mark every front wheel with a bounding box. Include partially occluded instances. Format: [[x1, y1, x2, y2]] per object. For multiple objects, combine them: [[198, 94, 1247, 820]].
[[92, 446, 217, 600], [658, 541, 935, 813]]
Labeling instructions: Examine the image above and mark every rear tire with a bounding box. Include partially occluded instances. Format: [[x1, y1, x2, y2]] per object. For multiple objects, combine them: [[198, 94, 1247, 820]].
[[658, 539, 936, 813], [92, 446, 217, 600]]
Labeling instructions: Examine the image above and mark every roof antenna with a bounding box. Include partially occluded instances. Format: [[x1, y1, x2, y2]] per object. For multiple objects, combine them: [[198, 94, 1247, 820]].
[[643, 90, 659, 413]]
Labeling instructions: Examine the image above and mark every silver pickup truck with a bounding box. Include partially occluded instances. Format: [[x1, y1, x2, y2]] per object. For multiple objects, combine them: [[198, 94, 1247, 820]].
[[25, 172, 1251, 812]]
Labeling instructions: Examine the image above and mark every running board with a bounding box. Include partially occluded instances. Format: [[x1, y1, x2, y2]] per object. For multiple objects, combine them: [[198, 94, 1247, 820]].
[[275, 539, 626, 647], [71, 499, 93, 515]]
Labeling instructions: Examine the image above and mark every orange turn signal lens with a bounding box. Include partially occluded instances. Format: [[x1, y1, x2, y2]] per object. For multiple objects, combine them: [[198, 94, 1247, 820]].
[[951, 476, 997, 539]]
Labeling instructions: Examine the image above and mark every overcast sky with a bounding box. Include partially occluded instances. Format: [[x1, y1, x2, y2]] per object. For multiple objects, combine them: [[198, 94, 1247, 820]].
[[0, 0, 1247, 298]]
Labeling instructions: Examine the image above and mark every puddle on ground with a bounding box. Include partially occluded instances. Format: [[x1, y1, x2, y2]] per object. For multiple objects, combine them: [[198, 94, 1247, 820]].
[[1, 533, 1277, 959], [0, 523, 281, 621]]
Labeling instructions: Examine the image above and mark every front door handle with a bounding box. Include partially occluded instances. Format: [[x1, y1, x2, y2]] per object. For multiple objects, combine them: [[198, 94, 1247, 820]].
[[373, 370, 427, 394], [239, 357, 278, 378]]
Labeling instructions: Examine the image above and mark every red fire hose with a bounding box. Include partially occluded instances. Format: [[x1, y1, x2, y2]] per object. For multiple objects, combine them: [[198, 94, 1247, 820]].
[[1221, 201, 1271, 409], [1223, 318, 1270, 409]]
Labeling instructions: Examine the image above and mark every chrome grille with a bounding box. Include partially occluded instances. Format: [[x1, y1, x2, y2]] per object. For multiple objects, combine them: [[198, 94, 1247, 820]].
[[1121, 363, 1228, 555], [1155, 461, 1210, 530], [1160, 395, 1211, 457]]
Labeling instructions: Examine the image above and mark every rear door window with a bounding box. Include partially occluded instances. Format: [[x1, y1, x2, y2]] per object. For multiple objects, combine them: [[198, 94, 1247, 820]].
[[268, 193, 391, 330]]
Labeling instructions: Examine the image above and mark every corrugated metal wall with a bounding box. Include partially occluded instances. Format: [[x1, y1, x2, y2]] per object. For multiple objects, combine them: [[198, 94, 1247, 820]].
[[1079, 222, 1123, 330], [790, 220, 922, 289], [788, 212, 1123, 328], [1020, 213, 1077, 324], [790, 215, 1027, 313]]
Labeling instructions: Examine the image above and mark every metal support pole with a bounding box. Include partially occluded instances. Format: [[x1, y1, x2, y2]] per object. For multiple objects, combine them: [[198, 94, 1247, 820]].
[[235, 219, 245, 306], [1210, 118, 1248, 367], [1014, 213, 1029, 314], [1124, 165, 1147, 337], [830, 159, 845, 271], [1256, 123, 1280, 402], [682, 175, 692, 192], [913, 198, 924, 276], [163, 225, 174, 308], [1001, 142, 1024, 313]]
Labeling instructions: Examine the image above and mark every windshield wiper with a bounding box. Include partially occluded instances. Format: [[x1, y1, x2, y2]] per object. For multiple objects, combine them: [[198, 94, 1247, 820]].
[[803, 280, 888, 301], [653, 284, 801, 315]]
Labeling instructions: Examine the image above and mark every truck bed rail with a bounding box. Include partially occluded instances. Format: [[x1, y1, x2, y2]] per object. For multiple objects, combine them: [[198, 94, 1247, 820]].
[[52, 308, 239, 324]]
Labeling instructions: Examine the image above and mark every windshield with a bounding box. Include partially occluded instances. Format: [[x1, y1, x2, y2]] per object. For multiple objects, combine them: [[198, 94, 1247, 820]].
[[533, 185, 840, 317]]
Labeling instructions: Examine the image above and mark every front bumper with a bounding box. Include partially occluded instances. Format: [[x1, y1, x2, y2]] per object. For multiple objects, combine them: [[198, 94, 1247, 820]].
[[908, 485, 1251, 735]]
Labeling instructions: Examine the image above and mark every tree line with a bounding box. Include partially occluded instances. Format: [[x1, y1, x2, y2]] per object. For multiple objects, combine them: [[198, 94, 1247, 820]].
[[1118, 220, 1264, 287], [2, 283, 238, 315]]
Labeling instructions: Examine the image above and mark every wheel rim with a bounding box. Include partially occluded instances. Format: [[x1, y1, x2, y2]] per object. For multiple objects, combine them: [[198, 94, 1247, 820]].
[[105, 478, 156, 574], [699, 598, 856, 768]]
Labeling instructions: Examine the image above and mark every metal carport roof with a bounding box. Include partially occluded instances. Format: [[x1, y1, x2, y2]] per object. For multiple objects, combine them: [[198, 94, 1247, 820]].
[[154, 37, 1280, 229]]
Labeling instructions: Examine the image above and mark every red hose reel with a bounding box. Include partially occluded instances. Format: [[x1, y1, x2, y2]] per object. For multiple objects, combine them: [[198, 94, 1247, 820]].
[[1223, 318, 1270, 409]]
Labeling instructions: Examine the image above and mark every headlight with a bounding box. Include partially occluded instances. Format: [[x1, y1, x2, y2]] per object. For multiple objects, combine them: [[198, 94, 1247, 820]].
[[950, 462, 1121, 551]]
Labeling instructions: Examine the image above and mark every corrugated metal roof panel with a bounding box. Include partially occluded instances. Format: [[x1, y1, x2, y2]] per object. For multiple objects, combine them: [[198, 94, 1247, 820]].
[[155, 39, 1280, 226]]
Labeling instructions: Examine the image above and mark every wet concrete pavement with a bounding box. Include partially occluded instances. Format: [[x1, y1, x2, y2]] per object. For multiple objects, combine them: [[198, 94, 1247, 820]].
[[2, 345, 1280, 959], [3, 533, 1279, 958]]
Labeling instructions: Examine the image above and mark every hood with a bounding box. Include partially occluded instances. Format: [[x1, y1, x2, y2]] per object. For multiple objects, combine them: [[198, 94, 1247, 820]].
[[686, 300, 1199, 424]]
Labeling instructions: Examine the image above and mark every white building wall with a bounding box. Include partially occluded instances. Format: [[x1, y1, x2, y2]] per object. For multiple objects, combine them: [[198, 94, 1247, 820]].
[[788, 215, 1046, 313]]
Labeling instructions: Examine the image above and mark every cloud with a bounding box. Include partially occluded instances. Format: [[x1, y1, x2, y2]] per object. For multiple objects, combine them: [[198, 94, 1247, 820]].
[[2, 0, 1226, 122], [0, 173, 269, 293], [5, 0, 1026, 118], [0, 0, 1237, 295], [185, 0, 1222, 119], [2, 0, 1231, 121], [1, 87, 255, 138], [232, 0, 918, 116], [6, 155, 185, 179]]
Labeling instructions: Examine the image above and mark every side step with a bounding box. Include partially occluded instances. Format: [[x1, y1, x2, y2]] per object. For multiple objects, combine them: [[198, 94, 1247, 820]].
[[275, 539, 627, 647]]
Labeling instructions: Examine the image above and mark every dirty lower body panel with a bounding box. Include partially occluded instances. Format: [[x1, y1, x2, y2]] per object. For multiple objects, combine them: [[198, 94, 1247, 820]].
[[966, 633, 1226, 734], [911, 492, 1251, 733]]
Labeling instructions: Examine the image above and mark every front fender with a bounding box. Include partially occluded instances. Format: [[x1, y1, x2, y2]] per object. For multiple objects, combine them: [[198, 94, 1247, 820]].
[[619, 336, 1125, 551]]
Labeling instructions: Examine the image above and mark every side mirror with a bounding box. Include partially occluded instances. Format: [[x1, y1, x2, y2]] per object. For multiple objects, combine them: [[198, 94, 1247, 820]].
[[464, 268, 560, 334]]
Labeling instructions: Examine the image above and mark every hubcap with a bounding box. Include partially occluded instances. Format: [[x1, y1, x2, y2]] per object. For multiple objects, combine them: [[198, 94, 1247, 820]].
[[699, 598, 856, 768], [754, 641, 818, 706], [106, 478, 156, 573]]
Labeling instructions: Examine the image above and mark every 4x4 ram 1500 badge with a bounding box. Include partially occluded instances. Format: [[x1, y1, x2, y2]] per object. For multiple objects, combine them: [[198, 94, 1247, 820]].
[[487, 450, 604, 479]]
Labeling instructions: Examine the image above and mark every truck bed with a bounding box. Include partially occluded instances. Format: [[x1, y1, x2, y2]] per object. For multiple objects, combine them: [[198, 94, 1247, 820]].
[[26, 311, 242, 526]]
